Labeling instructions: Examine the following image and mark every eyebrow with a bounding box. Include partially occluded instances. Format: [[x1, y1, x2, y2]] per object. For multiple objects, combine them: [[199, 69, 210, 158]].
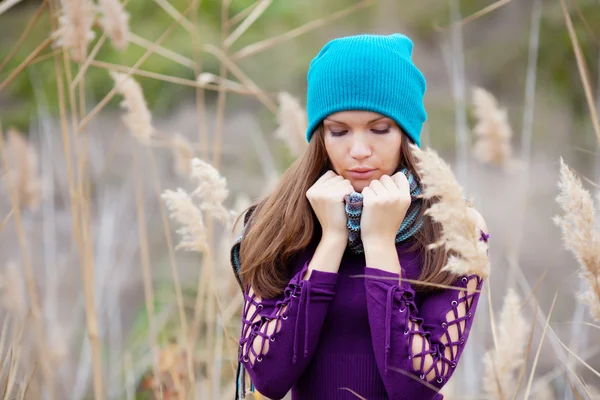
[[324, 116, 388, 125]]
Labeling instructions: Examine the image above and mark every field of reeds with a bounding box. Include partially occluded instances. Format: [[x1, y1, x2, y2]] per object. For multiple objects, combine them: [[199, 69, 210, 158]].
[[0, 0, 600, 399]]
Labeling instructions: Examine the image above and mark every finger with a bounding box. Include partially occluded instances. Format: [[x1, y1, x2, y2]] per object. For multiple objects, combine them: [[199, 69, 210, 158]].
[[392, 171, 410, 191], [380, 175, 401, 194], [315, 170, 339, 185], [369, 179, 387, 196], [324, 175, 344, 187], [332, 179, 355, 196], [361, 186, 374, 202]]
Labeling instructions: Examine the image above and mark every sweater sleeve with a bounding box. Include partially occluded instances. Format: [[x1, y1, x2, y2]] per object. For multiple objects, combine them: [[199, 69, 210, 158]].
[[239, 261, 338, 400], [364, 232, 488, 399]]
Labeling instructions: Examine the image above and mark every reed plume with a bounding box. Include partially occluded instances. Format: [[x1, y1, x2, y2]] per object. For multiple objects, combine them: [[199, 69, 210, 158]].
[[5, 128, 42, 210], [411, 145, 489, 278], [554, 158, 600, 321], [54, 0, 96, 62], [471, 87, 514, 168], [110, 71, 155, 144], [483, 288, 528, 399], [274, 92, 308, 158], [98, 0, 130, 51]]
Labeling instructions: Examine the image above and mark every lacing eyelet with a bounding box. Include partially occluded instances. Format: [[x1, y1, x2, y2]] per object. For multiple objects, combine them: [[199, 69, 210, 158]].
[[420, 374, 425, 380], [257, 357, 263, 362], [451, 300, 458, 306], [270, 337, 275, 342], [462, 277, 468, 283], [451, 362, 457, 368], [460, 338, 465, 344], [404, 330, 409, 335], [399, 307, 406, 313], [441, 322, 447, 328], [243, 356, 249, 362], [437, 377, 443, 383], [257, 304, 263, 310], [468, 312, 473, 318], [282, 315, 288, 320]]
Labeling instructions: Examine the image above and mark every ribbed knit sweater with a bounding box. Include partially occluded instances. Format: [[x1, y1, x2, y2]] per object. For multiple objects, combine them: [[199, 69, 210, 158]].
[[237, 232, 488, 400]]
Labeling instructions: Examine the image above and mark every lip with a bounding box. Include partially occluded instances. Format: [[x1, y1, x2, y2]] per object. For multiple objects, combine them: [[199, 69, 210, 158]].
[[348, 169, 376, 179]]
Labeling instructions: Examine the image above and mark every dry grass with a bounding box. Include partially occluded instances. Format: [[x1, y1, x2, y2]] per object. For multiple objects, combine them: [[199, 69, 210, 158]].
[[411, 144, 490, 278], [482, 289, 529, 400], [110, 71, 156, 144], [274, 92, 308, 158], [554, 158, 600, 321], [471, 87, 514, 169], [53, 0, 96, 63]]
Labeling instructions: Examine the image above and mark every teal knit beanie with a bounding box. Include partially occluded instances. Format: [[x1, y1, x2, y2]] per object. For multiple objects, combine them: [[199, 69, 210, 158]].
[[305, 33, 427, 147]]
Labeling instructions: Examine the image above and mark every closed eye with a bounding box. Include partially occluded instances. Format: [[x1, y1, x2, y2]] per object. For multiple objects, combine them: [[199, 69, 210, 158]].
[[330, 130, 348, 137], [372, 128, 390, 134]]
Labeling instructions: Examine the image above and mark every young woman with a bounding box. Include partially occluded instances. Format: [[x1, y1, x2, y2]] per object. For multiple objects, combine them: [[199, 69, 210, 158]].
[[231, 33, 489, 400]]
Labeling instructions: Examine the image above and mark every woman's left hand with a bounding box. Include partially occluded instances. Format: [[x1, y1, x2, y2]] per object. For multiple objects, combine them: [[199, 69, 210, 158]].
[[361, 172, 412, 245]]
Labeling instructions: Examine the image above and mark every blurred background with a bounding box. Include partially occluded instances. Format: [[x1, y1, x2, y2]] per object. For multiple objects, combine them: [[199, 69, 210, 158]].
[[1, 0, 600, 398]]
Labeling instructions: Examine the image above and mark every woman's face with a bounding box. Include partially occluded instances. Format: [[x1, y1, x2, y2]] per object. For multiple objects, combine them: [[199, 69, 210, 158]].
[[323, 111, 403, 193]]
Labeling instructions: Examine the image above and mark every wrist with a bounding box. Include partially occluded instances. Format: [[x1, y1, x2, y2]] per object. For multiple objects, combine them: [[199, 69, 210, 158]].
[[321, 231, 348, 246], [363, 235, 396, 251]]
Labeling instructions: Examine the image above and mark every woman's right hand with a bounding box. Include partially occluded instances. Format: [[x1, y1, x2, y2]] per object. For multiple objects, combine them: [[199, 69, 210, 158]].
[[306, 170, 355, 240]]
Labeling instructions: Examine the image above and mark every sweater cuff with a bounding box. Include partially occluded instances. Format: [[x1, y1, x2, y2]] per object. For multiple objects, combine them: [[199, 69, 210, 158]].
[[364, 267, 414, 292], [307, 269, 338, 285]]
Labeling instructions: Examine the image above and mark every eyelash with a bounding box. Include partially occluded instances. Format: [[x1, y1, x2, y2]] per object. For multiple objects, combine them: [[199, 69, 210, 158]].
[[329, 128, 390, 137]]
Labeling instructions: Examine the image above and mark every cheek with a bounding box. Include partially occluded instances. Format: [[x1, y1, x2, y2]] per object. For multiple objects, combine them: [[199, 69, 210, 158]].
[[377, 137, 402, 166], [324, 138, 342, 167]]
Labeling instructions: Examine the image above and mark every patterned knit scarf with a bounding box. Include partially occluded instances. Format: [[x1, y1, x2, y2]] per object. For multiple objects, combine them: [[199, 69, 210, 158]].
[[344, 168, 423, 254]]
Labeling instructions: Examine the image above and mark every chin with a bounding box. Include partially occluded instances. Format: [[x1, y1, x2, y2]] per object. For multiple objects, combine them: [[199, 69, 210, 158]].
[[351, 181, 367, 193]]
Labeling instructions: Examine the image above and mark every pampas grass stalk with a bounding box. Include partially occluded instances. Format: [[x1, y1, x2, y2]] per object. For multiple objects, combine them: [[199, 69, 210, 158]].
[[79, 6, 194, 131], [224, 0, 273, 48], [133, 151, 160, 385], [128, 33, 196, 69], [71, 36, 107, 88], [0, 37, 52, 93], [172, 133, 195, 176], [110, 71, 155, 144], [483, 289, 529, 399], [231, 0, 375, 61], [471, 87, 514, 168], [411, 145, 489, 278], [275, 92, 308, 158], [5, 128, 43, 211], [554, 158, 600, 321], [88, 60, 255, 95], [54, 0, 96, 63], [98, 0, 130, 51], [0, 126, 54, 397], [146, 148, 195, 391]]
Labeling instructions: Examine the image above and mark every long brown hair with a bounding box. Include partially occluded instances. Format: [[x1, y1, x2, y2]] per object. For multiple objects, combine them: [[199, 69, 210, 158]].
[[237, 124, 455, 298]]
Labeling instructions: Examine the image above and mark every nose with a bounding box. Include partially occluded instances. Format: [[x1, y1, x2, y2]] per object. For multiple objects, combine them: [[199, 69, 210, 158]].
[[349, 135, 371, 159]]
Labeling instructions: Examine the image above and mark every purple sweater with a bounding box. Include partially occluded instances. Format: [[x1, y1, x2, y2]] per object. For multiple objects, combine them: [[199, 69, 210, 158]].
[[238, 234, 487, 400]]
